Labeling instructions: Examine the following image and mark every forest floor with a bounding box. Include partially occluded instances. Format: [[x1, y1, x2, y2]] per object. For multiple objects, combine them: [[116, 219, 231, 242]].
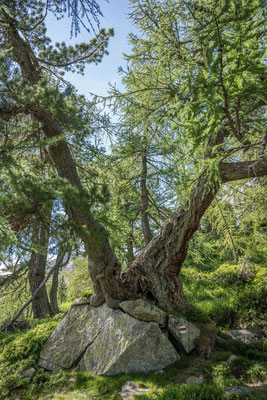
[[0, 263, 266, 400]]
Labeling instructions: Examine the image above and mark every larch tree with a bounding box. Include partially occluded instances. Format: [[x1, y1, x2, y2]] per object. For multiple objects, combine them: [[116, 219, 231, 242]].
[[0, 0, 266, 315], [111, 0, 267, 311]]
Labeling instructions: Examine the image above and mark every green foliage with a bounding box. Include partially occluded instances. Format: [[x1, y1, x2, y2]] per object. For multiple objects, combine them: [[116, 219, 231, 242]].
[[65, 258, 92, 301], [116, 0, 266, 181], [181, 263, 267, 327], [228, 356, 267, 383], [0, 285, 29, 327], [245, 363, 267, 383], [218, 336, 267, 362], [212, 364, 238, 389], [0, 314, 66, 399], [211, 351, 232, 362], [211, 264, 243, 285]]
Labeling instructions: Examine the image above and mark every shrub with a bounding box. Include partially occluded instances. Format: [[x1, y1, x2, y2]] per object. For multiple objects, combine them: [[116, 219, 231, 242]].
[[234, 284, 267, 321], [245, 363, 267, 383], [211, 264, 242, 285], [211, 364, 238, 389], [229, 356, 251, 378]]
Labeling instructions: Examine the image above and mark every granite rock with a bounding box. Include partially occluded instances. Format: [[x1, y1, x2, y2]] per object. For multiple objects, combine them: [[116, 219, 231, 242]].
[[120, 299, 167, 327], [39, 303, 179, 375]]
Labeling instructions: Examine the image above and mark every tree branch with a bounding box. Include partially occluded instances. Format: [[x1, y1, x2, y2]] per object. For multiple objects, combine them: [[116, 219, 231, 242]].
[[220, 158, 267, 183]]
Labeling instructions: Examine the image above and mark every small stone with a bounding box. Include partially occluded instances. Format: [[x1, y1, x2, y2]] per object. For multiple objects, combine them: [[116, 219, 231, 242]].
[[155, 370, 164, 375], [120, 299, 167, 327], [168, 316, 200, 353], [228, 330, 255, 344], [119, 381, 150, 400], [18, 367, 36, 379], [226, 354, 239, 364], [70, 297, 91, 308], [186, 375, 204, 385], [223, 386, 250, 398]]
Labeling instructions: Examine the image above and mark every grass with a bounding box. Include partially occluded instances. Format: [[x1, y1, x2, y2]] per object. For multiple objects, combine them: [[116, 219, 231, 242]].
[[36, 357, 191, 400]]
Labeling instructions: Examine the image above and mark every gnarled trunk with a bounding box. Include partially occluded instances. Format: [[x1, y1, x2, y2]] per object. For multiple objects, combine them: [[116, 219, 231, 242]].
[[125, 172, 216, 311]]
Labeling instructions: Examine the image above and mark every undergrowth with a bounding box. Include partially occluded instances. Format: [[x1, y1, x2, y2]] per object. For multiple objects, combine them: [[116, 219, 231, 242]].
[[181, 264, 267, 327], [0, 313, 67, 400]]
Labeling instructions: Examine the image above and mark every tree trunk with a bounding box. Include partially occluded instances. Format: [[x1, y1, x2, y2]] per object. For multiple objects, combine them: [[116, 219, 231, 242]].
[[49, 260, 60, 315], [126, 172, 216, 311], [140, 152, 153, 245], [50, 249, 71, 314], [28, 222, 52, 318]]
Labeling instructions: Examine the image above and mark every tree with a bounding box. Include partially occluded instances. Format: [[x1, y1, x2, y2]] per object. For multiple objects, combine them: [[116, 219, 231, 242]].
[[0, 0, 266, 315], [28, 206, 53, 318], [111, 0, 267, 310], [0, 0, 125, 310]]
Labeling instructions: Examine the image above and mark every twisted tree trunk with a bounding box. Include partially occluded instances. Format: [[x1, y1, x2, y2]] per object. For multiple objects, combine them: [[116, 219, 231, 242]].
[[126, 159, 267, 310]]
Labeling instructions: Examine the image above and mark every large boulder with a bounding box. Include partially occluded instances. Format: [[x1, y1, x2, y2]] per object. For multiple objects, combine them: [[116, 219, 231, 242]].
[[39, 303, 179, 375], [120, 299, 167, 327], [168, 316, 200, 353]]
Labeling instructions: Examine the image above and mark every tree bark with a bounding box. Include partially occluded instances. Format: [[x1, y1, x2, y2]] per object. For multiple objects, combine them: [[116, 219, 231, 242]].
[[28, 222, 52, 318], [126, 172, 216, 311], [49, 264, 60, 315], [140, 152, 153, 245]]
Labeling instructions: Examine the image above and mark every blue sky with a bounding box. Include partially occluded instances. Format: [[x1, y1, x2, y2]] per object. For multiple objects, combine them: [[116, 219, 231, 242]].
[[46, 0, 135, 96]]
